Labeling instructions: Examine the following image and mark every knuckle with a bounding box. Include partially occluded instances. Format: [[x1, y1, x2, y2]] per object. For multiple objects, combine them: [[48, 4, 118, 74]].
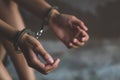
[[80, 43, 85, 46], [43, 53, 50, 60], [72, 45, 77, 48], [78, 42, 84, 46], [34, 44, 40, 50], [74, 46, 78, 48], [53, 64, 58, 69], [38, 68, 49, 75], [86, 35, 89, 41], [71, 15, 76, 19], [42, 70, 49, 75], [67, 45, 73, 49], [80, 21, 84, 25]]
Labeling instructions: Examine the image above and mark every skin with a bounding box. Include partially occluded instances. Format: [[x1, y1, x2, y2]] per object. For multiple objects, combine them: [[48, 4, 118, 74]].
[[0, 0, 89, 76], [13, 0, 89, 48], [0, 1, 35, 80], [0, 0, 60, 75], [49, 11, 89, 48], [0, 42, 6, 61], [0, 61, 12, 80]]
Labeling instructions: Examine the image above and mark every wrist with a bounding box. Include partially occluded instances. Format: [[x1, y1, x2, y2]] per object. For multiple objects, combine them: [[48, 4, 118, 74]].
[[43, 6, 60, 25], [14, 28, 35, 50], [36, 7, 60, 39], [18, 33, 29, 46], [48, 8, 60, 25]]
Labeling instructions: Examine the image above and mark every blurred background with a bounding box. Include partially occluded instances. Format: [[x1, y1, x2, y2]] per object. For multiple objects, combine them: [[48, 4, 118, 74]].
[[6, 0, 120, 80]]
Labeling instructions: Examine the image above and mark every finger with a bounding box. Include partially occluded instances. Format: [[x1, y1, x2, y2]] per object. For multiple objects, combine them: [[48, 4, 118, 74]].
[[27, 49, 46, 73], [31, 50, 60, 74], [69, 42, 78, 48], [34, 44, 54, 64], [79, 20, 88, 31], [76, 20, 88, 31], [37, 58, 60, 75], [72, 38, 85, 46], [52, 58, 60, 68], [45, 58, 60, 74], [80, 30, 89, 42], [77, 26, 89, 42]]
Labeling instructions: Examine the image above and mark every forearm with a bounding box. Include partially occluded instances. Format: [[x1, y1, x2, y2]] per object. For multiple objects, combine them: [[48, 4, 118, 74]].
[[13, 0, 52, 19], [0, 19, 18, 42]]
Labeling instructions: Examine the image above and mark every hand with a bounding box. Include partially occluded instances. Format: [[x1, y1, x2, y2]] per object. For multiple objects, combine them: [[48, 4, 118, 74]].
[[18, 33, 60, 74], [49, 11, 89, 48]]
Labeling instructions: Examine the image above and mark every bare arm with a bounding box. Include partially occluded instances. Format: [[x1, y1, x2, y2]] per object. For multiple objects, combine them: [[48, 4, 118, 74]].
[[13, 0, 89, 48], [0, 19, 18, 42], [13, 0, 53, 19], [0, 19, 60, 74]]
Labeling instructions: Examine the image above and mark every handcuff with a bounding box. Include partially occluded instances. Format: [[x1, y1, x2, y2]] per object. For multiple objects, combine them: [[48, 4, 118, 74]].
[[14, 6, 58, 51]]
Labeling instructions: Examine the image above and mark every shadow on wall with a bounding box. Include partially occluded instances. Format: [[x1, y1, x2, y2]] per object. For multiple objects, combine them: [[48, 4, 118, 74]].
[[21, 0, 120, 38]]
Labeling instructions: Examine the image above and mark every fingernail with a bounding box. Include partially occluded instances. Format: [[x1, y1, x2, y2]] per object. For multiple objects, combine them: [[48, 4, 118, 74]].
[[86, 28, 88, 31], [58, 59, 60, 62], [82, 38, 85, 41], [73, 38, 77, 43], [84, 25, 88, 31], [55, 58, 60, 63], [48, 58, 54, 64], [69, 43, 73, 46]]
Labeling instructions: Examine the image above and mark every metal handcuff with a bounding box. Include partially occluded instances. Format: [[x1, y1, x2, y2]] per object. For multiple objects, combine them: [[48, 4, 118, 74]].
[[14, 6, 58, 50]]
